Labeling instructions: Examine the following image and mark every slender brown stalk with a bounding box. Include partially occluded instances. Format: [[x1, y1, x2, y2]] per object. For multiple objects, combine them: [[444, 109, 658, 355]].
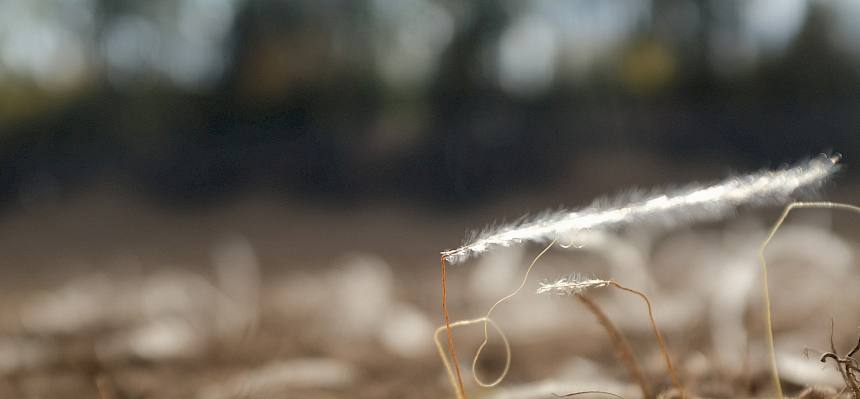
[[610, 281, 685, 398], [576, 293, 653, 399], [441, 255, 467, 399]]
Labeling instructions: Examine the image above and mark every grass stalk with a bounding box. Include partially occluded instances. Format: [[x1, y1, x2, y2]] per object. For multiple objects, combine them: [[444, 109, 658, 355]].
[[760, 201, 860, 399]]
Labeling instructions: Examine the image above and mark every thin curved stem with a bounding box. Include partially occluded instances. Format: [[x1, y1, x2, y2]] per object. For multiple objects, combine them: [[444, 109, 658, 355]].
[[759, 202, 860, 399], [610, 281, 685, 398], [472, 239, 557, 387], [434, 317, 511, 398]]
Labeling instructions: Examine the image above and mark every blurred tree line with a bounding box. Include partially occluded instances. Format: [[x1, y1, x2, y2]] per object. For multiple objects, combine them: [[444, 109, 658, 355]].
[[0, 0, 858, 207]]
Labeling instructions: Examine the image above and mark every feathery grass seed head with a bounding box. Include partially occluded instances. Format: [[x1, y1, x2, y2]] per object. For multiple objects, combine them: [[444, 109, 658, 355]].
[[536, 274, 610, 296], [442, 154, 840, 264]]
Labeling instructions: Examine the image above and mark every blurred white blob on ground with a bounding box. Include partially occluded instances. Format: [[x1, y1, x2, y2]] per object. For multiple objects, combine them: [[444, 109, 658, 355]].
[[19, 274, 114, 334], [493, 289, 575, 342], [0, 337, 56, 375], [379, 302, 433, 358], [96, 317, 202, 362], [137, 270, 220, 327], [271, 252, 435, 358], [197, 358, 357, 399], [20, 270, 221, 335], [468, 246, 524, 304], [271, 272, 328, 314], [17, 265, 262, 365], [709, 258, 756, 370], [697, 220, 763, 371], [212, 234, 261, 339], [764, 224, 853, 313], [325, 253, 394, 340]]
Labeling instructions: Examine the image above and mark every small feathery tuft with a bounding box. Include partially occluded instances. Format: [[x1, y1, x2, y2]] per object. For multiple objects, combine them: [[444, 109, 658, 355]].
[[536, 274, 610, 296]]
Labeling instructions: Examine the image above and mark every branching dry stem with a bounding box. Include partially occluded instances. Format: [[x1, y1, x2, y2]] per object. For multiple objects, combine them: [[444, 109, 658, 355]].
[[819, 321, 860, 399]]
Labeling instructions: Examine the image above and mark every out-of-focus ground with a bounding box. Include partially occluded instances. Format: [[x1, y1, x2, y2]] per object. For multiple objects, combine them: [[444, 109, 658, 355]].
[[1, 157, 859, 399]]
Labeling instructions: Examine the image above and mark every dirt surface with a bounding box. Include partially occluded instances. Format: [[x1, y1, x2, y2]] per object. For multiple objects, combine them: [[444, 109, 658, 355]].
[[1, 179, 860, 398]]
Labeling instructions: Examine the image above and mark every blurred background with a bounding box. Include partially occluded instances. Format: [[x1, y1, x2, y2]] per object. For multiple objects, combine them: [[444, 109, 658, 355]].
[[1, 0, 860, 398]]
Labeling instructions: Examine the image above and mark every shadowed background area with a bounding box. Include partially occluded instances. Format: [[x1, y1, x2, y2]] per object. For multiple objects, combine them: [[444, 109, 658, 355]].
[[0, 1, 860, 398]]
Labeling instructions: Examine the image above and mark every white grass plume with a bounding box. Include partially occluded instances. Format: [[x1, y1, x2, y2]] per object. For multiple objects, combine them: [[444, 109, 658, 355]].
[[536, 274, 610, 296], [442, 154, 841, 264]]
